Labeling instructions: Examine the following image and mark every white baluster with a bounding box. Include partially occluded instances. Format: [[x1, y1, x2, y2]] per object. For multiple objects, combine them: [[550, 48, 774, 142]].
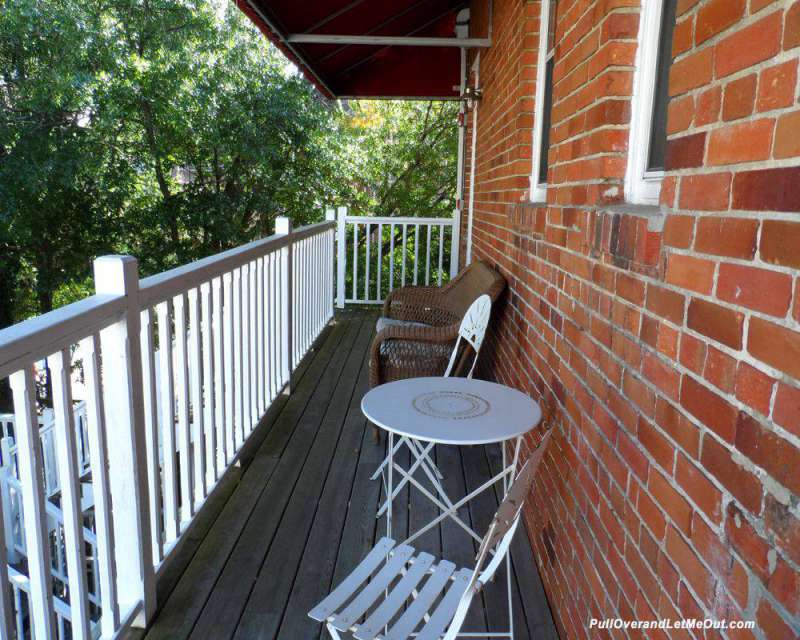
[[222, 272, 235, 462], [213, 277, 227, 472], [256, 258, 265, 416], [200, 282, 217, 489], [0, 449, 15, 639], [438, 224, 445, 287], [264, 255, 274, 403], [326, 213, 335, 321], [304, 238, 309, 353], [365, 223, 371, 303], [140, 309, 164, 562], [425, 224, 432, 286], [50, 348, 91, 639], [232, 268, 243, 451], [239, 265, 250, 437], [276, 217, 293, 390], [272, 251, 280, 395], [336, 208, 346, 308], [401, 224, 407, 286], [413, 224, 420, 286], [13, 585, 23, 640], [80, 334, 120, 638], [376, 223, 383, 301], [351, 223, 358, 303], [0, 438, 18, 565], [389, 224, 395, 292], [187, 288, 205, 506], [172, 294, 193, 523], [9, 367, 55, 639], [301, 236, 307, 357], [156, 301, 179, 543]]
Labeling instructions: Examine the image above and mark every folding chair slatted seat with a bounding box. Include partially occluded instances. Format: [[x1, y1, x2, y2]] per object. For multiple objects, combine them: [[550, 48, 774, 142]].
[[310, 430, 553, 640]]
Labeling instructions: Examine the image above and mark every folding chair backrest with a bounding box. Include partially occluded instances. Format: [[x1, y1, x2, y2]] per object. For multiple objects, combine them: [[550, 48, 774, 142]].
[[442, 429, 554, 640], [443, 294, 492, 378]]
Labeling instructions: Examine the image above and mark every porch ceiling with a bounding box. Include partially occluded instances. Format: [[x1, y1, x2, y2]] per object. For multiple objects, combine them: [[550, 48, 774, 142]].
[[235, 0, 472, 99]]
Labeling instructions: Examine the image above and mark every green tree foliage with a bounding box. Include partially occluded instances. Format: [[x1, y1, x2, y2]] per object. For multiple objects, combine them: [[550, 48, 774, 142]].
[[0, 0, 458, 329], [338, 101, 458, 219]]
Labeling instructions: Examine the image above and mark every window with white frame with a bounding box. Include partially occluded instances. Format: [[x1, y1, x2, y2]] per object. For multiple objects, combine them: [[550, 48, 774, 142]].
[[626, 0, 678, 205], [530, 0, 557, 202]]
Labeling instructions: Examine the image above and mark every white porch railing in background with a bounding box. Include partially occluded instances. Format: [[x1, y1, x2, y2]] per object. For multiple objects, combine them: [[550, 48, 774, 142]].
[[0, 403, 91, 497], [0, 215, 335, 639], [335, 208, 460, 307]]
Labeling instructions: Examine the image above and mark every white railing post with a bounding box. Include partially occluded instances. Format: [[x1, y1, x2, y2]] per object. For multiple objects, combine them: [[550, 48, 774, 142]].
[[326, 209, 336, 317], [276, 217, 293, 392], [93, 255, 156, 625], [451, 208, 461, 278], [336, 207, 347, 308]]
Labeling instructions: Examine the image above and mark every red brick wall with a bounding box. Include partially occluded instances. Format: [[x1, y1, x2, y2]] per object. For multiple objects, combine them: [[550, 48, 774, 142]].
[[463, 0, 800, 637]]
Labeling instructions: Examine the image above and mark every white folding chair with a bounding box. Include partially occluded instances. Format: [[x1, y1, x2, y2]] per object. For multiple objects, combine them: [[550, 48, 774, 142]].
[[371, 294, 492, 490], [309, 430, 552, 640]]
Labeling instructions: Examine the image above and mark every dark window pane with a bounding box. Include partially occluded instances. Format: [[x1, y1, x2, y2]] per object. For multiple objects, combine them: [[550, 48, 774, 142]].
[[538, 56, 554, 184], [647, 0, 678, 172]]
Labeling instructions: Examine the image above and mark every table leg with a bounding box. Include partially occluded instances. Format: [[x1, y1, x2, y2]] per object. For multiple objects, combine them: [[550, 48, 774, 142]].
[[504, 437, 522, 640], [370, 435, 406, 481], [387, 432, 393, 540], [377, 441, 437, 518]]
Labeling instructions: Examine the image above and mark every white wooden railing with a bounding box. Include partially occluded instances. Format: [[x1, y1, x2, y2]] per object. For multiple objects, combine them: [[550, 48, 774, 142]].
[[0, 215, 334, 639], [0, 403, 91, 497], [8, 567, 72, 640], [334, 208, 460, 306]]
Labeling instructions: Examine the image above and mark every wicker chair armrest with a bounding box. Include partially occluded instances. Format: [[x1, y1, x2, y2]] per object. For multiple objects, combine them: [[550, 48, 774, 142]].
[[383, 287, 450, 322]]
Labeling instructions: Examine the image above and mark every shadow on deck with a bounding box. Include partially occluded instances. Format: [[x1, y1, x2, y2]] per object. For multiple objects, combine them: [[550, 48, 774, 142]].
[[143, 310, 558, 640]]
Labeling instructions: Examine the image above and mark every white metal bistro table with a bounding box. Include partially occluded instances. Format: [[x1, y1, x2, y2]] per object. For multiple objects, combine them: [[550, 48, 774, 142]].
[[361, 376, 542, 639]]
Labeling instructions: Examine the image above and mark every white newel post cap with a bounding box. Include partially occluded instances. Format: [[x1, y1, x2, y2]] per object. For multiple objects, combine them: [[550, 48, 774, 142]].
[[93, 255, 139, 295]]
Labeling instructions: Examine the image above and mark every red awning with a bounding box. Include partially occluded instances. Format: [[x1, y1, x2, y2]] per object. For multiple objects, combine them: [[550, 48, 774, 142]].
[[235, 0, 485, 99]]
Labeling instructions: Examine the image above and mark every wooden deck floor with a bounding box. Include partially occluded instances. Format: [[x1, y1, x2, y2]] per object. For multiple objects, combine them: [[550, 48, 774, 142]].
[[144, 310, 558, 640]]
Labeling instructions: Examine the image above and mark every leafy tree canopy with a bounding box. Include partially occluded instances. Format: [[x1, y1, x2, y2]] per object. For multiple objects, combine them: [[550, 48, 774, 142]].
[[0, 0, 458, 325]]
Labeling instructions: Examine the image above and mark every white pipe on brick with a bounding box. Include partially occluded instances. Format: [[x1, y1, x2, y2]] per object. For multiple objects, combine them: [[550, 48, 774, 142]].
[[466, 52, 480, 264], [453, 10, 469, 275]]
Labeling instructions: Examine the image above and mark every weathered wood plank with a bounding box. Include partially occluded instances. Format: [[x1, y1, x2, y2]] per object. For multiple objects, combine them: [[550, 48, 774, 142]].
[[186, 317, 363, 639], [437, 444, 487, 633], [233, 318, 375, 639], [277, 321, 376, 639], [464, 446, 529, 640], [318, 407, 386, 640], [461, 443, 530, 638]]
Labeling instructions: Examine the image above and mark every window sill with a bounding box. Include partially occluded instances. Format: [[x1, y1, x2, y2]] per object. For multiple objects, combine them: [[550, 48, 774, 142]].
[[600, 203, 666, 231]]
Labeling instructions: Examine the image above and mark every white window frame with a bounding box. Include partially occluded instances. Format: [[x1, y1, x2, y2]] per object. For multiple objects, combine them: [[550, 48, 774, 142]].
[[626, 0, 668, 205], [530, 0, 555, 203]]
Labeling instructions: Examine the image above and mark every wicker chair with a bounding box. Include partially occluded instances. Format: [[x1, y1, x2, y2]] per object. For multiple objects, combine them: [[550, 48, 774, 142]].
[[369, 261, 506, 389]]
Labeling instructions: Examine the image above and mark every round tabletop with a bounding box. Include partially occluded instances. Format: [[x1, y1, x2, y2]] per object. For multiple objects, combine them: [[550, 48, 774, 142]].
[[361, 377, 542, 445]]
